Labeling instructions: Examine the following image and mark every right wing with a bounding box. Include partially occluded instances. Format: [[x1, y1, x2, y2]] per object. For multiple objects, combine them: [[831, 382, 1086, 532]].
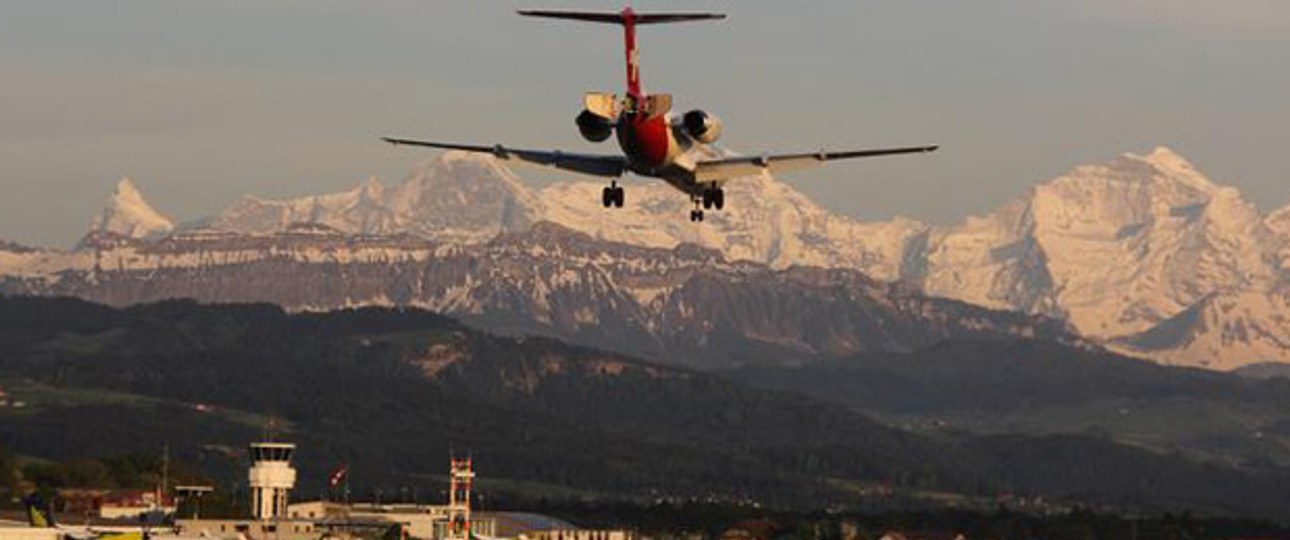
[[382, 138, 627, 178], [693, 145, 939, 182]]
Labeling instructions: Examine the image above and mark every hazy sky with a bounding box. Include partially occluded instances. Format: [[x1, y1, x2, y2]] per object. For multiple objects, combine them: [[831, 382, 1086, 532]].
[[2, 0, 1288, 247]]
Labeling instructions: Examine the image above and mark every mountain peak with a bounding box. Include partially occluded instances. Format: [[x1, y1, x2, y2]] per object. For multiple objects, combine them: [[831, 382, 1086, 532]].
[[1123, 146, 1206, 177], [385, 153, 545, 241], [355, 175, 384, 202], [87, 176, 175, 243], [1104, 146, 1218, 194], [1139, 146, 1194, 169], [115, 176, 143, 199]]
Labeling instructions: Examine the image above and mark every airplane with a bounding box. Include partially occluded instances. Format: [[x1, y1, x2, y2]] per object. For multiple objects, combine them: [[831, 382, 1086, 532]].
[[383, 7, 938, 223], [23, 495, 144, 540], [23, 494, 208, 540]]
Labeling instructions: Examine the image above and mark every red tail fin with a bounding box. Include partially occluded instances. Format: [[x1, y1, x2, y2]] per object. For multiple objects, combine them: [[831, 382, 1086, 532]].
[[518, 8, 725, 99]]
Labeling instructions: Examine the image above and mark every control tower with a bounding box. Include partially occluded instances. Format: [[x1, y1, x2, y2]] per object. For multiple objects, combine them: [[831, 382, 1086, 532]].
[[446, 458, 474, 540], [247, 442, 296, 520]]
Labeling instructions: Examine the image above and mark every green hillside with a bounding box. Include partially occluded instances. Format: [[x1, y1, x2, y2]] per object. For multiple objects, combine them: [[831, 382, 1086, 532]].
[[729, 340, 1290, 470], [0, 297, 1287, 519]]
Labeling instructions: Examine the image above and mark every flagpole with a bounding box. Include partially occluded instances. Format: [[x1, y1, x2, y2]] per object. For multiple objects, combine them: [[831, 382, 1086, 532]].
[[328, 463, 350, 509]]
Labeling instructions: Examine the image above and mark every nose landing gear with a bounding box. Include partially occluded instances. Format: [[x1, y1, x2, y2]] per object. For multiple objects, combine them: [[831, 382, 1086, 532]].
[[601, 181, 625, 208]]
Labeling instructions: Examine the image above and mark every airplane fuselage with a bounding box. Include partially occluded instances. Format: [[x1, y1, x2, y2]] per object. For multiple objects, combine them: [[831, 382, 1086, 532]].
[[615, 109, 701, 191], [617, 111, 672, 171]]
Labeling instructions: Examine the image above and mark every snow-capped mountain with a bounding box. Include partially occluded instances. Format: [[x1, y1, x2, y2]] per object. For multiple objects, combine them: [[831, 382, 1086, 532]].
[[88, 177, 175, 240], [1112, 288, 1290, 371], [208, 176, 396, 236], [922, 147, 1279, 338], [528, 145, 1290, 368], [204, 152, 919, 280], [539, 173, 927, 281], [6, 146, 1290, 370], [1264, 204, 1290, 273], [207, 153, 542, 244], [913, 147, 1290, 369]]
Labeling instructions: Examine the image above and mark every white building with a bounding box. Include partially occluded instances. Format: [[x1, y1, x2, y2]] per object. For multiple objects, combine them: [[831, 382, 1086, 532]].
[[286, 501, 497, 540], [526, 531, 637, 540], [175, 518, 318, 540]]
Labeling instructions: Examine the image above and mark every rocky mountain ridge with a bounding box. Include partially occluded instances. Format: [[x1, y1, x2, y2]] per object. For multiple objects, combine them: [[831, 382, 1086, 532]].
[[0, 221, 1071, 369], [5, 147, 1289, 370]]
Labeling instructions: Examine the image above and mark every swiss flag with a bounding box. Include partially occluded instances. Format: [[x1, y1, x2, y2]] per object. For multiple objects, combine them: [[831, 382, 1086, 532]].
[[328, 464, 349, 488]]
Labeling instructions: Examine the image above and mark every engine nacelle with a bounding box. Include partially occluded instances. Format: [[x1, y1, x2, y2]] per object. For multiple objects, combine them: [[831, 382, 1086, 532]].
[[682, 110, 723, 144], [576, 110, 614, 143]]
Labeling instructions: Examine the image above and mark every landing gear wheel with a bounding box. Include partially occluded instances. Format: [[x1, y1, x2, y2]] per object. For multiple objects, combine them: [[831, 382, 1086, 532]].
[[701, 186, 726, 211], [689, 210, 705, 222], [603, 183, 625, 209]]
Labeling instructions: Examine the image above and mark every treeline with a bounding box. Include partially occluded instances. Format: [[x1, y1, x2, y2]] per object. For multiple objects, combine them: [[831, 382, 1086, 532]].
[[0, 446, 247, 518], [0, 297, 982, 502], [22, 454, 179, 491]]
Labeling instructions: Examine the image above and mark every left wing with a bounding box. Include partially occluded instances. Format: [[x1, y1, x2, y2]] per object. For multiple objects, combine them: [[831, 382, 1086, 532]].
[[693, 145, 938, 182], [382, 138, 627, 178]]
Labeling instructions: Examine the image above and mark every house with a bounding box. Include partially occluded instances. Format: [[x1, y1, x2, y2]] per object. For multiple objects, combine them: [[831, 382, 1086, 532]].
[[57, 489, 175, 521]]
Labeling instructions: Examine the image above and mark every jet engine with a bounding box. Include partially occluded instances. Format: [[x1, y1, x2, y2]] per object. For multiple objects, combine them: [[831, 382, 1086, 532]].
[[682, 110, 723, 144], [576, 110, 614, 143]]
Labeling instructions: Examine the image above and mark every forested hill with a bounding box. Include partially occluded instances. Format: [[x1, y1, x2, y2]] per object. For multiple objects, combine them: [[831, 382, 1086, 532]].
[[0, 297, 984, 504], [0, 297, 1288, 518]]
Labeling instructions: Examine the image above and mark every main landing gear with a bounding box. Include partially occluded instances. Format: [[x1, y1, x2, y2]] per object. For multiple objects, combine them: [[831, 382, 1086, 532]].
[[689, 185, 725, 222], [601, 181, 625, 208]]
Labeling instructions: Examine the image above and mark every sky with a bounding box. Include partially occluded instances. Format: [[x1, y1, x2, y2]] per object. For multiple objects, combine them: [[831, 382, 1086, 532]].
[[1, 0, 1288, 247]]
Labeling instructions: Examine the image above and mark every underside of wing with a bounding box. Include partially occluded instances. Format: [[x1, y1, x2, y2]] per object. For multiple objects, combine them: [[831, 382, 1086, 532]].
[[693, 145, 938, 183], [382, 138, 627, 178]]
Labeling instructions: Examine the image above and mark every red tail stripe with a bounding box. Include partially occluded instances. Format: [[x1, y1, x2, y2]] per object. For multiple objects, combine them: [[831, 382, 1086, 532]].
[[623, 7, 641, 99]]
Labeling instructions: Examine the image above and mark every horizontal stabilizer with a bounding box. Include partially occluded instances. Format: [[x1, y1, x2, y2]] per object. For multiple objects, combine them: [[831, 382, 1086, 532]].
[[518, 10, 726, 25]]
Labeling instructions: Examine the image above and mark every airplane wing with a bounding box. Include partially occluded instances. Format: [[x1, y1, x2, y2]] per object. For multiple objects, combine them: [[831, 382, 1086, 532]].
[[382, 138, 628, 178], [693, 145, 938, 182]]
